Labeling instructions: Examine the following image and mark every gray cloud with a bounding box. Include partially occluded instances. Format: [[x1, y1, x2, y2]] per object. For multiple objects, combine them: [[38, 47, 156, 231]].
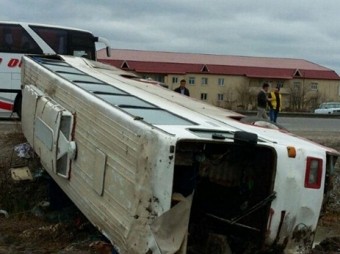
[[1, 0, 340, 73]]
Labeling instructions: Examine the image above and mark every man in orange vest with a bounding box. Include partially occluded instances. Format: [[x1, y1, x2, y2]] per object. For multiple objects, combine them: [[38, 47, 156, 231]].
[[268, 87, 282, 123]]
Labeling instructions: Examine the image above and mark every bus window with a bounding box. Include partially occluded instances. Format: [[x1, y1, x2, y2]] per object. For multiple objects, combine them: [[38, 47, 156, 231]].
[[29, 26, 68, 55], [69, 31, 95, 60], [30, 26, 96, 60], [0, 24, 42, 54]]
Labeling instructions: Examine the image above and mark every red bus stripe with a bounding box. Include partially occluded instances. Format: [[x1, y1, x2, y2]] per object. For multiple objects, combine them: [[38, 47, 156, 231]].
[[0, 100, 13, 111]]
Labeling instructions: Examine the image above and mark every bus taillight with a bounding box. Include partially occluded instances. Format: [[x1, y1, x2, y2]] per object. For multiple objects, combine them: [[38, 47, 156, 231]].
[[304, 157, 323, 189]]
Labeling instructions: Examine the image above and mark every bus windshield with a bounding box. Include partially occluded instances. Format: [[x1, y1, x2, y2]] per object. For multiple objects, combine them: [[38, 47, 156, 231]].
[[30, 25, 96, 60]]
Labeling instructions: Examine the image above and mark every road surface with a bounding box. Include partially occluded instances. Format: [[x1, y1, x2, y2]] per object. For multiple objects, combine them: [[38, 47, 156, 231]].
[[277, 116, 340, 133]]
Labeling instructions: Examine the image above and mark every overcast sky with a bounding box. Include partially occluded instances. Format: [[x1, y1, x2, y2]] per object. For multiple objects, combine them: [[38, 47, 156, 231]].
[[2, 0, 340, 73]]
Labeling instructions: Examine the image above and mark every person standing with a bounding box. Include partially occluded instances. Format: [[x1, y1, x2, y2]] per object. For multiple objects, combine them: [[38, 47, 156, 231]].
[[256, 82, 270, 119], [174, 79, 190, 96], [268, 87, 282, 123]]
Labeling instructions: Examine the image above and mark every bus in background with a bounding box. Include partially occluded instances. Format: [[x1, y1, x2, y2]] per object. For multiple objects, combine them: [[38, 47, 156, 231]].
[[0, 21, 111, 115]]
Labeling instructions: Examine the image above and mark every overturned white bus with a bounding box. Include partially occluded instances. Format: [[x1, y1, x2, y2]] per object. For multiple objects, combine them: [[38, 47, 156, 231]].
[[19, 54, 339, 254]]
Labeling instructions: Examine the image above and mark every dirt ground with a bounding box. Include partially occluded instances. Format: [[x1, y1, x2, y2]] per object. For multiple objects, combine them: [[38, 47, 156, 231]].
[[0, 123, 112, 254], [1, 123, 340, 254]]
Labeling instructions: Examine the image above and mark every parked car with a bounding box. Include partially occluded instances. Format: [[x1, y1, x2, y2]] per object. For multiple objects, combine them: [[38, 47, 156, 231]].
[[314, 102, 340, 114]]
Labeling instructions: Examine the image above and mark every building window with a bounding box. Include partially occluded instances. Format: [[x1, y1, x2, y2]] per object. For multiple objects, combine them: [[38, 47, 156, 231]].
[[217, 94, 224, 101], [310, 82, 318, 91], [218, 78, 224, 86], [189, 77, 195, 85], [201, 77, 208, 85], [172, 77, 178, 84], [201, 93, 207, 100], [155, 75, 165, 83]]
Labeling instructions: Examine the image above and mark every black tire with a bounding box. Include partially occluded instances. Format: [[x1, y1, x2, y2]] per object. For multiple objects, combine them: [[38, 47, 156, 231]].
[[13, 91, 22, 119]]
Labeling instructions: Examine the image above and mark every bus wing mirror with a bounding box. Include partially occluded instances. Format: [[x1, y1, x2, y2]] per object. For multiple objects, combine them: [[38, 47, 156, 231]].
[[95, 36, 111, 57], [106, 46, 111, 57]]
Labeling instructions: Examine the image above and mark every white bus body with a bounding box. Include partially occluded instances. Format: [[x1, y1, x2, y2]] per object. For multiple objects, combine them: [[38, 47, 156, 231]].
[[0, 21, 110, 113], [20, 54, 339, 254]]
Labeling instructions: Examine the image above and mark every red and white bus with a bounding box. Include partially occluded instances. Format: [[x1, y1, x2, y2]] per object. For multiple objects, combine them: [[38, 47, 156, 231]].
[[0, 21, 111, 114]]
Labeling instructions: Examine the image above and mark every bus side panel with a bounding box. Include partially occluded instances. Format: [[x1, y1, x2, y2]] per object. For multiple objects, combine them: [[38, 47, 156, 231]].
[[21, 57, 175, 253], [0, 54, 21, 111]]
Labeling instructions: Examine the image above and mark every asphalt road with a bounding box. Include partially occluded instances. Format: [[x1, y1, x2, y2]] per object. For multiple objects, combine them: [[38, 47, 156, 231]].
[[276, 116, 340, 132]]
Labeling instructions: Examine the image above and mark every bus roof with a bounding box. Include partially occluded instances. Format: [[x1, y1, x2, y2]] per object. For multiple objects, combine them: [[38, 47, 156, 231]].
[[23, 54, 340, 156], [0, 21, 92, 34]]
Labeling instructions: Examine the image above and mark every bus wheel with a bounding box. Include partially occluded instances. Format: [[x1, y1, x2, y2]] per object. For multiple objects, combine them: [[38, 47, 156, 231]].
[[13, 91, 22, 119]]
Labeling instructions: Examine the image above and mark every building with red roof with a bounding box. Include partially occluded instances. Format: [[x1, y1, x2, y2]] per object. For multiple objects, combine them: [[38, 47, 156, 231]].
[[97, 49, 340, 111]]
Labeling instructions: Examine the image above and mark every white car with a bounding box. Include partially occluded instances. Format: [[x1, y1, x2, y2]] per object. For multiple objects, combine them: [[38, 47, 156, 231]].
[[314, 102, 340, 114]]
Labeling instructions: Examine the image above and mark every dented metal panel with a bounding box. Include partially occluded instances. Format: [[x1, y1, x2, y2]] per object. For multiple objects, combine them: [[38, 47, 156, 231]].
[[93, 149, 107, 196], [19, 55, 339, 254]]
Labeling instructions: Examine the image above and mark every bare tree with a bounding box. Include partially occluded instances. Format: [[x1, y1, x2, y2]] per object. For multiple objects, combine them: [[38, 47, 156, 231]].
[[287, 82, 323, 111], [235, 84, 252, 109], [215, 89, 236, 109], [305, 91, 322, 111], [224, 89, 236, 109]]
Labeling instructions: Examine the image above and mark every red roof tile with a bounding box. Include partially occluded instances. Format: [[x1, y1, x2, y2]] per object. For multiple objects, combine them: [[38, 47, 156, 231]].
[[97, 49, 340, 80]]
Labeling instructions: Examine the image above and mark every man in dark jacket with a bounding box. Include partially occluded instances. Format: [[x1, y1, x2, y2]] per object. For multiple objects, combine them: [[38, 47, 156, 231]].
[[174, 79, 190, 96], [256, 82, 269, 119]]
